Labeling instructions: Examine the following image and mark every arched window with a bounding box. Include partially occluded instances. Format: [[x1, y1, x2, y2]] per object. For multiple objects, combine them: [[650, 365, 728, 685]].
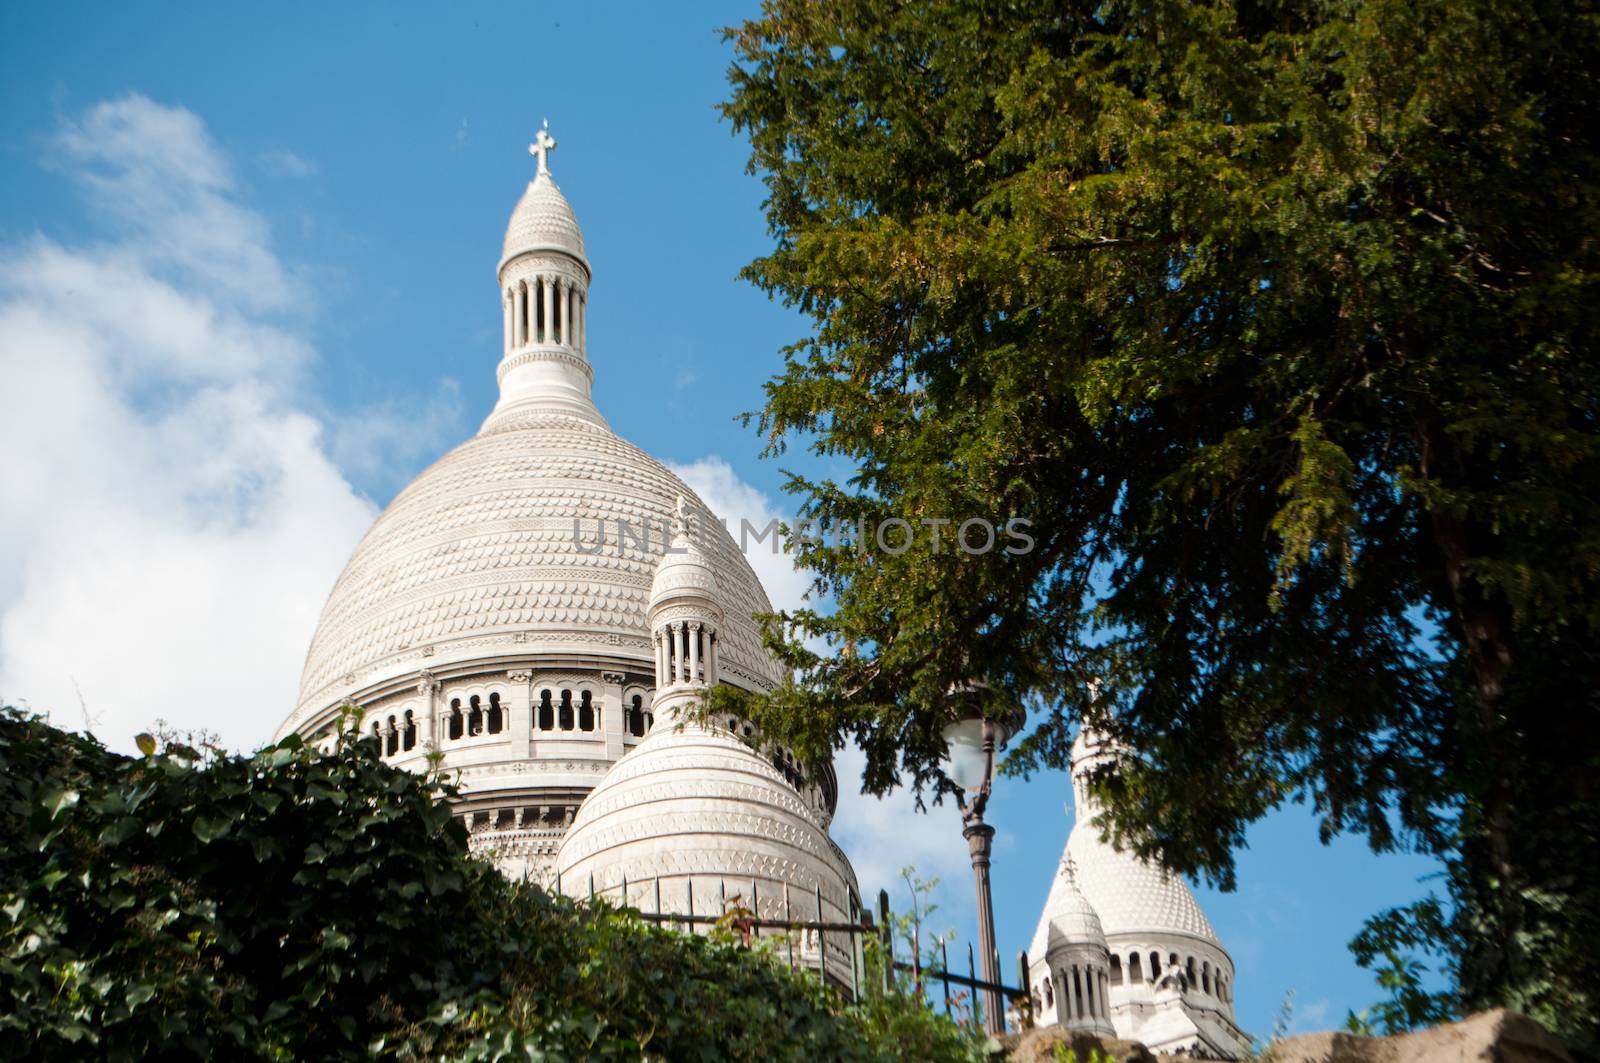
[[1187, 956, 1197, 988], [727, 717, 738, 731], [468, 695, 483, 735], [538, 690, 554, 731], [1044, 976, 1054, 1010], [628, 693, 645, 737], [558, 689, 574, 730], [1202, 962, 1211, 996], [448, 698, 464, 740], [402, 710, 416, 751], [1109, 953, 1123, 986], [1073, 967, 1085, 1019], [487, 692, 503, 734], [578, 690, 595, 731], [742, 724, 754, 737], [369, 721, 381, 749], [1085, 964, 1095, 1016], [384, 716, 398, 756], [1129, 952, 1143, 984], [1150, 951, 1161, 978]]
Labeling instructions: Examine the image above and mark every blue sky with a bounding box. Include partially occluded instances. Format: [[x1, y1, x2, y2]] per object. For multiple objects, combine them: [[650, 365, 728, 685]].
[[0, 1, 1444, 1042]]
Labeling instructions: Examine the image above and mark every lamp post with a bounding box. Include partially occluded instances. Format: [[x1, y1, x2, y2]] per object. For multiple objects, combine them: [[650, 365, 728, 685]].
[[941, 702, 1009, 1036]]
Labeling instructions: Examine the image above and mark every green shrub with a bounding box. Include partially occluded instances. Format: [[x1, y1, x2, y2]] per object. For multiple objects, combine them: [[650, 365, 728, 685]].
[[0, 705, 993, 1061]]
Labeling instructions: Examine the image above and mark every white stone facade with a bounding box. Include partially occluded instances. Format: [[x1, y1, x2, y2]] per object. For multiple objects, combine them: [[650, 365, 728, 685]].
[[279, 133, 842, 901], [1028, 732, 1248, 1058]]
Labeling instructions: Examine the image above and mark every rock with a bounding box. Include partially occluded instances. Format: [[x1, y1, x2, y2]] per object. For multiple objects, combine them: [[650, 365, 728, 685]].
[[1262, 1009, 1570, 1063], [1001, 1025, 1156, 1063]]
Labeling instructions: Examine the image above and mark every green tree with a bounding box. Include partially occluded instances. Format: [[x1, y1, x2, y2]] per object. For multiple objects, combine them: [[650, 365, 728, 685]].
[[717, 0, 1600, 1049]]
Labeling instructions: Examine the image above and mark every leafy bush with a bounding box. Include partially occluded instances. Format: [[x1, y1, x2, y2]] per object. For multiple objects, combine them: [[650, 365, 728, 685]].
[[0, 705, 992, 1061]]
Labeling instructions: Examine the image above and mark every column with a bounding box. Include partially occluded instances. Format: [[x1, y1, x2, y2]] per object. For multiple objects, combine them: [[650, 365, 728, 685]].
[[559, 281, 571, 347], [688, 622, 701, 685], [672, 623, 686, 686], [654, 631, 665, 684], [502, 287, 513, 353], [507, 671, 532, 758], [577, 294, 586, 353], [417, 672, 438, 749], [542, 276, 555, 344]]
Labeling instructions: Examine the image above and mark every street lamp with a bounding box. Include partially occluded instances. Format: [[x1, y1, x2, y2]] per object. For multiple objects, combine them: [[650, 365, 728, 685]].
[[940, 692, 1010, 1036]]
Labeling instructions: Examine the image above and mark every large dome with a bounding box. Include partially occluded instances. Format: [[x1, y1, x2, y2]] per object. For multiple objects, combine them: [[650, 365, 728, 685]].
[[286, 409, 781, 731]]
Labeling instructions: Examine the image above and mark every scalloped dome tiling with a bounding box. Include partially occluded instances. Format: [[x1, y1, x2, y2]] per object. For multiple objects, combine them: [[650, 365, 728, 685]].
[[288, 410, 781, 728], [501, 172, 587, 269], [1064, 820, 1219, 943]]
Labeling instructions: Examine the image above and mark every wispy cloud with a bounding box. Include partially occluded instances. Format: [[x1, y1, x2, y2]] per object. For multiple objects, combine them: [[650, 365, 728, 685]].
[[262, 147, 318, 178], [0, 94, 428, 752]]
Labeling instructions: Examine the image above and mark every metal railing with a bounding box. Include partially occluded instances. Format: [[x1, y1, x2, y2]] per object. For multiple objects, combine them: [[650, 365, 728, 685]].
[[559, 872, 1032, 1032]]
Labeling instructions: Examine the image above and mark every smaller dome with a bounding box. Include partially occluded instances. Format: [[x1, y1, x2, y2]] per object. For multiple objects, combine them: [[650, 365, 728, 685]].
[[501, 172, 588, 271], [554, 715, 858, 983], [649, 498, 720, 608], [1030, 857, 1108, 959]]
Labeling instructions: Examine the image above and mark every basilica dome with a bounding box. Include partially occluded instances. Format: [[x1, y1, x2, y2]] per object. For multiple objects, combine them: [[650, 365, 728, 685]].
[[276, 129, 820, 889], [284, 141, 779, 738], [287, 417, 781, 731]]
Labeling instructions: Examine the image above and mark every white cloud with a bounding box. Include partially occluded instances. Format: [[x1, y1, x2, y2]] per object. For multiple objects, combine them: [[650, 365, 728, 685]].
[[0, 95, 413, 753], [669, 456, 974, 932], [261, 148, 318, 178]]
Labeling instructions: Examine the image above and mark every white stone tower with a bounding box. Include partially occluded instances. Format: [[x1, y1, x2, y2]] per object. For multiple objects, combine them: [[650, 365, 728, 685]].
[[1027, 729, 1248, 1058], [1028, 856, 1118, 1039]]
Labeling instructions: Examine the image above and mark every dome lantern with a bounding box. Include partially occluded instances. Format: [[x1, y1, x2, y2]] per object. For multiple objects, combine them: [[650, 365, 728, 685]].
[[489, 120, 602, 429]]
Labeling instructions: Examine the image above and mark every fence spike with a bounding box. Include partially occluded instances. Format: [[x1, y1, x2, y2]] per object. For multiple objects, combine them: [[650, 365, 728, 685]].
[[588, 872, 594, 903], [686, 878, 694, 932], [815, 883, 826, 982], [654, 877, 661, 918], [622, 873, 628, 909], [942, 940, 952, 1015], [1018, 950, 1033, 1030], [968, 943, 980, 1028], [878, 889, 892, 995]]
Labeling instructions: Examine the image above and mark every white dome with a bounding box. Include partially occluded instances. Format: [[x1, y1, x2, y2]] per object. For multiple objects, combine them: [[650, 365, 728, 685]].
[[501, 172, 588, 271], [554, 716, 859, 980], [1066, 813, 1219, 945], [286, 410, 781, 730], [1030, 858, 1109, 959], [1067, 730, 1219, 943]]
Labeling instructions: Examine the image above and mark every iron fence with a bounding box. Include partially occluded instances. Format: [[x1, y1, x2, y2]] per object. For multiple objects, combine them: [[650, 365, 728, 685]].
[[558, 872, 1033, 1033]]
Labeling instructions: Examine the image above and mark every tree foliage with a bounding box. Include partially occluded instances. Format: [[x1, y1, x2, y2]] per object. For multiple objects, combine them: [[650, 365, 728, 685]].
[[717, 0, 1600, 1050], [0, 706, 991, 1061]]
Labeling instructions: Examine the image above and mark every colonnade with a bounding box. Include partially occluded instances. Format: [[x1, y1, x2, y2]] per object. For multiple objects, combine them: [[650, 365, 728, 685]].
[[654, 620, 717, 687], [503, 273, 586, 353]]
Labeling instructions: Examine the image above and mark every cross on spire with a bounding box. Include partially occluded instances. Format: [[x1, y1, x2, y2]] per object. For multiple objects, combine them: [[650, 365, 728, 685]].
[[529, 118, 557, 177]]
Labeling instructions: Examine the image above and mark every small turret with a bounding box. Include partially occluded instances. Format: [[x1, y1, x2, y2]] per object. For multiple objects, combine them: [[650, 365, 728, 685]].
[[648, 496, 722, 712]]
